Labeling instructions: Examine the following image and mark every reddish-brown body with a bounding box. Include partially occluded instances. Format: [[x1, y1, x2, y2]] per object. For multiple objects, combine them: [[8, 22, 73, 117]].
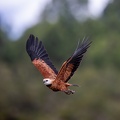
[[49, 80, 70, 91], [32, 59, 71, 93]]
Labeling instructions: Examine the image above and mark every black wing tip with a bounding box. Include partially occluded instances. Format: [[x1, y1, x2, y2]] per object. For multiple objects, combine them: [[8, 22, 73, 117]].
[[27, 34, 39, 41], [30, 34, 34, 37], [83, 37, 92, 46], [70, 37, 92, 63], [74, 37, 92, 55], [26, 34, 47, 61], [28, 34, 35, 42], [26, 34, 42, 61], [29, 34, 33, 38], [78, 37, 92, 49], [26, 34, 34, 48]]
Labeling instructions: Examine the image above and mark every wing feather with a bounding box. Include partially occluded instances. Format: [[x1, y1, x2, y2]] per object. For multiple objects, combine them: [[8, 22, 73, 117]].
[[56, 37, 91, 82], [26, 34, 58, 79]]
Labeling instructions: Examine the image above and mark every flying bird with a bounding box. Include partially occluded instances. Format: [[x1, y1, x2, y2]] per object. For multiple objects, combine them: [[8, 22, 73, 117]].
[[26, 34, 91, 95]]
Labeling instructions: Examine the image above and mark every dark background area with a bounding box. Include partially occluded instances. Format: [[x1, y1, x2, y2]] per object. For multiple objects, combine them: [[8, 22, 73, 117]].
[[0, 0, 120, 120]]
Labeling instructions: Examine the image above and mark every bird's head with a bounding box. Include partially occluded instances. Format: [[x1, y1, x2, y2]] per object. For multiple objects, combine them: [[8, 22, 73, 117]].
[[43, 78, 53, 86]]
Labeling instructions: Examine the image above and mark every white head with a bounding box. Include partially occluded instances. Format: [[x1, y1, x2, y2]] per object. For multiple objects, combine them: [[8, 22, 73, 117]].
[[43, 78, 53, 86]]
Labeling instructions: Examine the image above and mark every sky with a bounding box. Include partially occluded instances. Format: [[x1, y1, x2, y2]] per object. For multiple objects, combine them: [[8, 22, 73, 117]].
[[0, 0, 110, 40]]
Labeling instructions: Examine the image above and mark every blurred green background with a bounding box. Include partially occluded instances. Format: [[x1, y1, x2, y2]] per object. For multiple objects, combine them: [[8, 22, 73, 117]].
[[0, 0, 120, 120]]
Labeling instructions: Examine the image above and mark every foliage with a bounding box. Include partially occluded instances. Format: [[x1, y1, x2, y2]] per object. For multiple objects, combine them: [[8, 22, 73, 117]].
[[0, 0, 120, 120]]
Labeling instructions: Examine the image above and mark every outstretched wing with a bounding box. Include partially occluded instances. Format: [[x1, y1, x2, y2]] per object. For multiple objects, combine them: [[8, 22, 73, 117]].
[[26, 34, 58, 79], [55, 37, 91, 82]]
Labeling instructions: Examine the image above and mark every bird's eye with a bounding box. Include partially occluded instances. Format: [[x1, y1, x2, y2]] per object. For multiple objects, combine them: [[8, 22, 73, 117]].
[[46, 80, 48, 82]]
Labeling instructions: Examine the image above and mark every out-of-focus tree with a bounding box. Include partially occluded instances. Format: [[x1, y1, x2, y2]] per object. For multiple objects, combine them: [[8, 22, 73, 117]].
[[42, 0, 88, 22], [0, 1, 120, 120]]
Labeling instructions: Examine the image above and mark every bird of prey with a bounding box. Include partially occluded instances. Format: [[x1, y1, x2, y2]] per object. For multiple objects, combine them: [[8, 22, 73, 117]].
[[26, 34, 91, 95]]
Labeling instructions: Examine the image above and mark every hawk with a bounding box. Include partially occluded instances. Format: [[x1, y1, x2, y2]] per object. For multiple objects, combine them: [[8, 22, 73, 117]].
[[26, 34, 91, 95]]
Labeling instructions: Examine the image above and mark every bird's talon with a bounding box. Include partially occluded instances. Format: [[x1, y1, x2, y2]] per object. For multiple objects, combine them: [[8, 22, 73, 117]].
[[64, 90, 75, 95], [72, 84, 80, 87]]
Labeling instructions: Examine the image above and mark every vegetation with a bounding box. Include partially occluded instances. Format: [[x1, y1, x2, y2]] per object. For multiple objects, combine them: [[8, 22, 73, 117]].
[[0, 0, 120, 120]]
